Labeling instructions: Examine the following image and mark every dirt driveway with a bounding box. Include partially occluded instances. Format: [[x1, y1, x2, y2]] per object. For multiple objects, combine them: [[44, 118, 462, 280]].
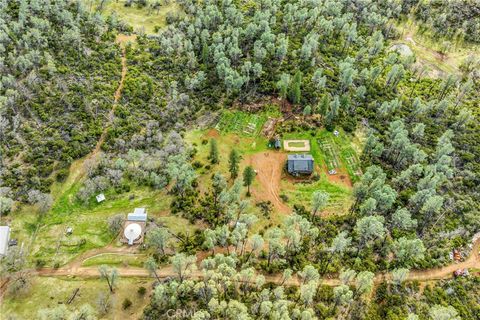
[[247, 152, 290, 214]]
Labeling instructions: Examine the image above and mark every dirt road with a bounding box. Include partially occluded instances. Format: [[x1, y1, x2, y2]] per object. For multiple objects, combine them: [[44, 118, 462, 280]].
[[91, 37, 128, 157], [34, 237, 480, 287], [248, 152, 290, 214]]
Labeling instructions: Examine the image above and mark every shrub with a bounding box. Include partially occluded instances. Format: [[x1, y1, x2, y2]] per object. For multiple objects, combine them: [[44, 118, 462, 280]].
[[35, 259, 46, 269], [55, 168, 69, 182], [122, 298, 132, 310], [138, 286, 147, 296], [192, 161, 203, 169]]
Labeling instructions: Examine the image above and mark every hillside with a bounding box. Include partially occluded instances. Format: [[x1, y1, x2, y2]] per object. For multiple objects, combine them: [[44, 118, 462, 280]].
[[0, 0, 479, 319]]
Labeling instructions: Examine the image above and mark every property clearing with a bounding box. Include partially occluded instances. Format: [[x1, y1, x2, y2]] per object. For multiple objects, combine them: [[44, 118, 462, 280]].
[[394, 19, 480, 78], [90, 0, 181, 34], [247, 152, 290, 215], [283, 140, 311, 152]]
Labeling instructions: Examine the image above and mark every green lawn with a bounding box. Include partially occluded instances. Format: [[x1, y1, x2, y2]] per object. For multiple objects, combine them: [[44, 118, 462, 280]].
[[216, 107, 282, 137], [280, 175, 353, 216], [282, 128, 362, 183], [82, 253, 147, 267], [2, 277, 151, 320], [3, 157, 194, 267], [88, 0, 181, 34]]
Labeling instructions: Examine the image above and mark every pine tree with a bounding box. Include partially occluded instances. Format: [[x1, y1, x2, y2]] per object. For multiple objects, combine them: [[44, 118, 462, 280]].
[[289, 71, 302, 104], [229, 149, 241, 179], [243, 166, 255, 196], [209, 138, 219, 164]]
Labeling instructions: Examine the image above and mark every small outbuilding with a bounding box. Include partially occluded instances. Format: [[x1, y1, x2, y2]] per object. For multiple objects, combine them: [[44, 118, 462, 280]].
[[127, 208, 147, 222], [121, 208, 147, 246], [0, 226, 11, 256], [274, 138, 281, 149], [287, 154, 314, 176], [96, 193, 106, 203]]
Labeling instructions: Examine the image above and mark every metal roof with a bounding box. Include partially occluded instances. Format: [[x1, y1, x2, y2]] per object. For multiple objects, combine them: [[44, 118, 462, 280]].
[[287, 154, 314, 173], [0, 226, 10, 256], [128, 208, 147, 222], [287, 154, 313, 161]]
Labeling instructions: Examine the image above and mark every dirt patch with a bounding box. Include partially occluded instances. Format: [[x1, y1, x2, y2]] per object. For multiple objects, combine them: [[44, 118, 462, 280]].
[[247, 152, 290, 214], [324, 166, 353, 188], [116, 33, 137, 45], [206, 128, 220, 139]]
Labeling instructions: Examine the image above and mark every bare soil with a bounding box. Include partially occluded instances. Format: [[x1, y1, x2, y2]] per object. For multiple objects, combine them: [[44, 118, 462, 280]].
[[247, 151, 290, 214], [206, 128, 220, 139], [323, 165, 353, 188]]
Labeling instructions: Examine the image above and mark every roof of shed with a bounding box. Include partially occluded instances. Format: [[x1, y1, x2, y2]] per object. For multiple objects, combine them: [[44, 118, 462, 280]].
[[0, 226, 10, 256]]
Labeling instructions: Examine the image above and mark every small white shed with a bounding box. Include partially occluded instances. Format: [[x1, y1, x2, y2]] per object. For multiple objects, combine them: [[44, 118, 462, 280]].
[[96, 193, 106, 203], [0, 226, 11, 256], [127, 208, 147, 222]]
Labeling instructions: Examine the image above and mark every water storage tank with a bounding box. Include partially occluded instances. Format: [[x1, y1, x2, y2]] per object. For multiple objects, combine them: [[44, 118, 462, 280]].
[[124, 223, 142, 245]]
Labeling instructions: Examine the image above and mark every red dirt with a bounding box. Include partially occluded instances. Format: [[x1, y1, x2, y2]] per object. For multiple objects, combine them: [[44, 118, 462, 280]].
[[206, 128, 220, 138], [247, 152, 290, 214], [323, 165, 353, 188]]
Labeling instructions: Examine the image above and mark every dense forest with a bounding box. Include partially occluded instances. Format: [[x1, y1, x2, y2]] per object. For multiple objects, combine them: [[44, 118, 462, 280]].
[[0, 0, 478, 319]]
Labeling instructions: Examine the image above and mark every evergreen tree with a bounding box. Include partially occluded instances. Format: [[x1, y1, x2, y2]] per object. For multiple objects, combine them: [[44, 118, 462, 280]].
[[289, 71, 303, 104], [209, 138, 219, 164], [229, 149, 241, 179], [243, 166, 255, 196]]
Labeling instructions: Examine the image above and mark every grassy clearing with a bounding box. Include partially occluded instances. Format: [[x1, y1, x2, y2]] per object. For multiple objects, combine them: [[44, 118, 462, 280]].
[[3, 154, 194, 267], [393, 19, 480, 77], [280, 176, 353, 216], [88, 0, 181, 34], [2, 277, 152, 320], [279, 129, 357, 215], [186, 127, 269, 194], [82, 253, 147, 267], [186, 116, 359, 220], [28, 186, 177, 266], [282, 128, 361, 183], [216, 107, 282, 137]]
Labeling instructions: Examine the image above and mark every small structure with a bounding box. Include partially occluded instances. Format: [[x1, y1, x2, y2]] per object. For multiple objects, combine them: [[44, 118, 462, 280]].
[[124, 223, 142, 245], [283, 140, 311, 152], [287, 154, 314, 176], [333, 130, 339, 137], [96, 193, 106, 203], [66, 227, 73, 235], [274, 138, 281, 149], [0, 226, 11, 256], [127, 208, 147, 222], [122, 208, 147, 246]]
